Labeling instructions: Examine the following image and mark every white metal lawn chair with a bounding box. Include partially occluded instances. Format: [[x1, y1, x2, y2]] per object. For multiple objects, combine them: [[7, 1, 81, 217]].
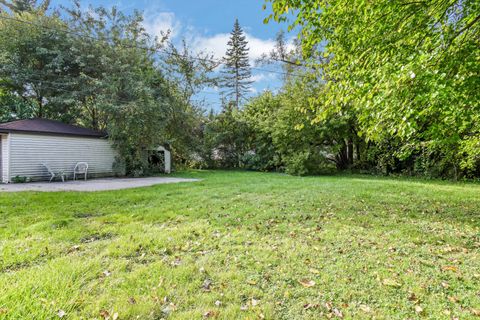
[[73, 162, 88, 181], [42, 163, 66, 182]]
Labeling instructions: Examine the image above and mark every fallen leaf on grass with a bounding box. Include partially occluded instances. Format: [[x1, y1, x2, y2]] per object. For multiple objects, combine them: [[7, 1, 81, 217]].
[[246, 280, 257, 285], [471, 308, 480, 316], [99, 310, 118, 320], [309, 268, 320, 274], [408, 292, 420, 303], [0, 308, 7, 315], [202, 279, 212, 291], [359, 305, 371, 313], [382, 278, 402, 288], [333, 308, 344, 318], [162, 303, 177, 315], [99, 310, 110, 319], [203, 310, 218, 318], [415, 305, 424, 314], [67, 245, 80, 253], [442, 266, 458, 272], [303, 303, 320, 310], [298, 279, 315, 288], [448, 296, 459, 303], [171, 258, 182, 266], [128, 297, 136, 304], [251, 298, 260, 307]]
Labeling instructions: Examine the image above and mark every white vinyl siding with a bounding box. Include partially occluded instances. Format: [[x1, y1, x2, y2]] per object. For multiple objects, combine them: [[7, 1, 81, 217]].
[[7, 133, 117, 182], [1, 134, 10, 183]]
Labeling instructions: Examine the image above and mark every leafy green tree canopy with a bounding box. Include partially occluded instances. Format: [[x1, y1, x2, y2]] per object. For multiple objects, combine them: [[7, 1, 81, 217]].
[[265, 0, 480, 176]]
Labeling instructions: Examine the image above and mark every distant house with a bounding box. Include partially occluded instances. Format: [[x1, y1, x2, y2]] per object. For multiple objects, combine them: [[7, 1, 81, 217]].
[[0, 118, 117, 183]]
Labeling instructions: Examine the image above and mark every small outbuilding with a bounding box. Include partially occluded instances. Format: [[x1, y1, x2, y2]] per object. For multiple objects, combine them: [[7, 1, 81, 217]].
[[0, 118, 117, 183]]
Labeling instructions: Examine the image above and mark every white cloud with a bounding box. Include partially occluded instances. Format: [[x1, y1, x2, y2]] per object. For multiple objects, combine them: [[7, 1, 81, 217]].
[[245, 35, 277, 61], [190, 33, 277, 62], [141, 6, 290, 65], [251, 72, 277, 83], [143, 11, 181, 39]]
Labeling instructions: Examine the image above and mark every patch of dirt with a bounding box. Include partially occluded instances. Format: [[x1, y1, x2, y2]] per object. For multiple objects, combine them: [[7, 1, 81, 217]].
[[73, 212, 103, 219], [80, 232, 115, 243], [1, 261, 32, 273]]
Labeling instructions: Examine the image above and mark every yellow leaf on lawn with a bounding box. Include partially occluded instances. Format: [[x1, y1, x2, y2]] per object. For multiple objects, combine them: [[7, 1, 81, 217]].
[[299, 279, 316, 288], [442, 266, 458, 272]]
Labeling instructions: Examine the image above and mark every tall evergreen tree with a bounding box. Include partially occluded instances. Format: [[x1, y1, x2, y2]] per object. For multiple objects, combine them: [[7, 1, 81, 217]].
[[221, 19, 252, 109]]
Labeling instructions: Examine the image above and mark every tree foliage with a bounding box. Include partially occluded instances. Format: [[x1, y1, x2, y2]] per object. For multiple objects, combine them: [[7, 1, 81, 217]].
[[265, 0, 480, 178], [202, 101, 251, 168], [0, 2, 213, 175], [244, 77, 365, 175], [204, 73, 365, 175], [0, 0, 50, 13]]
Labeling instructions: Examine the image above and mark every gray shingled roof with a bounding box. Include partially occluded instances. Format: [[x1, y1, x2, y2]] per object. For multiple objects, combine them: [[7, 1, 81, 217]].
[[0, 118, 106, 137]]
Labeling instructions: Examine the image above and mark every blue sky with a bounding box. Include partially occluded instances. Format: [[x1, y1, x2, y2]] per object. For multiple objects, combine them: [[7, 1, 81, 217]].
[[51, 0, 293, 111]]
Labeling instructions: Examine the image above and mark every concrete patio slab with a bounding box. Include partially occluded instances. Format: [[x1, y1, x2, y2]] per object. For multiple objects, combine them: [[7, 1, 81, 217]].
[[0, 177, 200, 192]]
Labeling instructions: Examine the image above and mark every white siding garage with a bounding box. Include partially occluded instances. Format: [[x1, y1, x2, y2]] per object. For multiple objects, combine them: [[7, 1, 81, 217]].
[[0, 118, 118, 183], [8, 133, 117, 182]]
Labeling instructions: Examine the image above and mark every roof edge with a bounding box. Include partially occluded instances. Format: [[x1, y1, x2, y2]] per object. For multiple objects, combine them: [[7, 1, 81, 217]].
[[0, 118, 107, 138], [0, 128, 108, 138]]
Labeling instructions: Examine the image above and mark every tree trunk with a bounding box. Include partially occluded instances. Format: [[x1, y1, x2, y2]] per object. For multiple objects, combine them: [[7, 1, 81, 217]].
[[91, 106, 98, 130], [335, 141, 349, 170], [356, 141, 361, 161], [347, 138, 354, 165], [37, 95, 44, 118], [235, 62, 240, 110]]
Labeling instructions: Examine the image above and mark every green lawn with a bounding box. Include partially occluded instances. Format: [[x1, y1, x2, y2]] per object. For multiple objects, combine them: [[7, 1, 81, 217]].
[[0, 171, 479, 319]]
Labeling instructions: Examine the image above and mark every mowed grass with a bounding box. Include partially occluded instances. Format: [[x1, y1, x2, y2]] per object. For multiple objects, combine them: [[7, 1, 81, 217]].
[[0, 171, 479, 319]]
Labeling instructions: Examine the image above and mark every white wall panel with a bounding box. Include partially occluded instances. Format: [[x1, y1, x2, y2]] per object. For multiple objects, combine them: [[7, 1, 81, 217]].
[[8, 133, 117, 182], [1, 134, 10, 183]]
